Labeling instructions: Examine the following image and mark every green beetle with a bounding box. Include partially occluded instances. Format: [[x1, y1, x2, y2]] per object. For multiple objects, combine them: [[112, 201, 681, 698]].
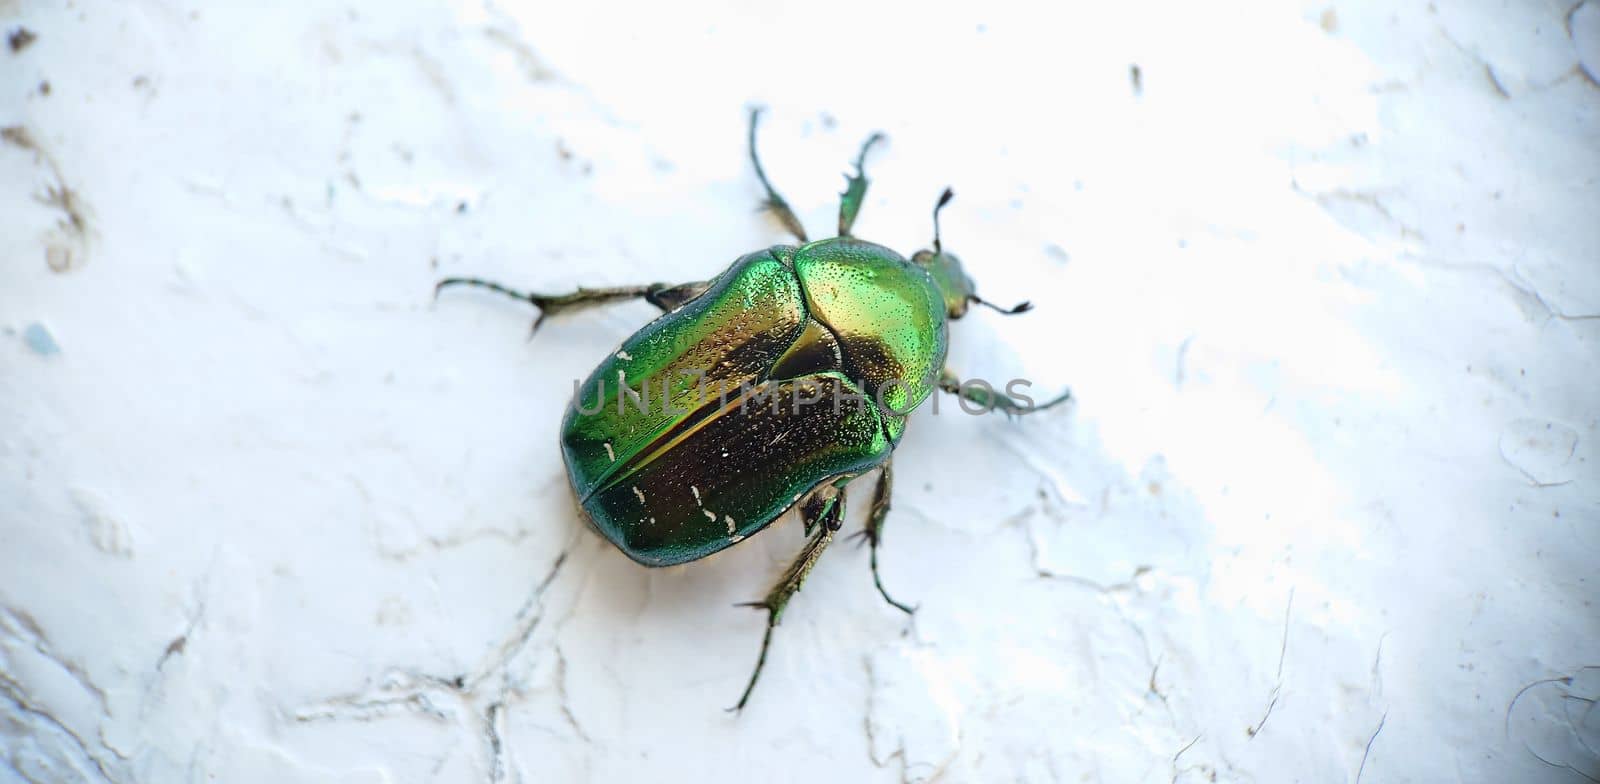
[[438, 110, 1069, 710]]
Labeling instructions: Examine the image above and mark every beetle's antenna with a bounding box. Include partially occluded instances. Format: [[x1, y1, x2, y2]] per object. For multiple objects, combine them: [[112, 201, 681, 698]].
[[932, 187, 954, 254], [436, 277, 532, 303], [971, 295, 1033, 315]]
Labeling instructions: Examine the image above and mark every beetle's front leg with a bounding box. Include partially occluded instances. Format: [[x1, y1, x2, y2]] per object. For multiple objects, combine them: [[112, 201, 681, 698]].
[[748, 107, 809, 243], [730, 486, 844, 712], [837, 130, 885, 237], [435, 278, 709, 336], [938, 368, 1072, 417]]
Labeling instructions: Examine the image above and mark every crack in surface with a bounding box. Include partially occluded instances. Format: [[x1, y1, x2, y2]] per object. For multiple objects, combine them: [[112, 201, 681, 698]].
[[1, 125, 92, 271], [346, 473, 541, 562], [552, 645, 591, 745], [1434, 21, 1581, 98], [0, 607, 109, 712], [155, 591, 206, 675], [1356, 711, 1387, 784], [0, 672, 118, 783], [1247, 589, 1293, 740], [291, 545, 574, 782], [1299, 186, 1425, 241], [1503, 665, 1600, 779], [1169, 734, 1203, 784]]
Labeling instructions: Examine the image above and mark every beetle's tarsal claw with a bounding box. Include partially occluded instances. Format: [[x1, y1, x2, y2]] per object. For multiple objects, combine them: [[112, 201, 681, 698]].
[[1034, 388, 1073, 412], [1006, 387, 1072, 417], [731, 612, 779, 712], [838, 130, 885, 236], [972, 295, 1033, 316]]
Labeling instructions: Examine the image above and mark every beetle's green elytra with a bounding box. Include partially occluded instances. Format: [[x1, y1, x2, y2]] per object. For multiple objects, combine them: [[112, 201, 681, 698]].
[[437, 108, 1070, 711], [564, 244, 899, 568]]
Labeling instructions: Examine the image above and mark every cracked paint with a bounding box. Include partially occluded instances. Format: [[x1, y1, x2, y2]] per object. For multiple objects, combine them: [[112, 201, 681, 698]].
[[1, 1, 1595, 782]]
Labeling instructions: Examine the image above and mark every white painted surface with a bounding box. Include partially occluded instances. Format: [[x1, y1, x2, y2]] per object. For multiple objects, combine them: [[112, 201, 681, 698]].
[[3, 1, 1597, 782]]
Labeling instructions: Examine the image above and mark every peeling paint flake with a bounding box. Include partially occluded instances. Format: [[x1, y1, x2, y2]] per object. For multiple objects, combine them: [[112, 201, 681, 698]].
[[22, 322, 60, 355]]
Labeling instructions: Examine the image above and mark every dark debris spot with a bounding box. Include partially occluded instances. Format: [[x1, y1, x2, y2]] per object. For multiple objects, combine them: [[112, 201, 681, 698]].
[[1130, 63, 1143, 96], [9, 27, 37, 53], [1, 125, 35, 150]]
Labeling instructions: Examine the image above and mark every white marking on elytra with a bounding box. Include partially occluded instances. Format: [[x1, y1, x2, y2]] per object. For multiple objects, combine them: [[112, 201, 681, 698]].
[[603, 442, 616, 462], [632, 486, 646, 504], [649, 517, 657, 525], [724, 515, 736, 535], [619, 369, 642, 404], [730, 534, 745, 543], [702, 509, 717, 522], [617, 349, 632, 360], [691, 485, 702, 505]]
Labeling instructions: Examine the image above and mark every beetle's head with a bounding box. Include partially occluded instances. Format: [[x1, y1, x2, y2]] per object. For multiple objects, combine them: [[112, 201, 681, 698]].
[[911, 189, 1032, 320], [911, 246, 977, 318]]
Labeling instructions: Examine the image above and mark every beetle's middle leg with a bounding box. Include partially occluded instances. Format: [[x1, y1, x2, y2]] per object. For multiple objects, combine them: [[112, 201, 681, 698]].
[[855, 461, 916, 615], [938, 368, 1072, 417], [435, 278, 709, 336], [730, 485, 844, 712]]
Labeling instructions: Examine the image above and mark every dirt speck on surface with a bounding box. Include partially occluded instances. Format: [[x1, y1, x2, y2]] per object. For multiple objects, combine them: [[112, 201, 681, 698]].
[[8, 26, 36, 53], [3, 125, 94, 272]]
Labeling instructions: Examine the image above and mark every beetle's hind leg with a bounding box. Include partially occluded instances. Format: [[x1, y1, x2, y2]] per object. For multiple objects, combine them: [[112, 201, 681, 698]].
[[730, 486, 844, 712], [838, 129, 885, 237], [853, 462, 916, 615], [435, 278, 709, 336], [747, 108, 810, 243]]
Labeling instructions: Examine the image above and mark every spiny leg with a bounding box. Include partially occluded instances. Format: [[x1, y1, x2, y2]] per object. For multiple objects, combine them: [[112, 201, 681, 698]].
[[860, 462, 915, 615], [730, 486, 845, 712], [838, 129, 885, 237], [747, 108, 808, 243], [939, 368, 1072, 418], [435, 278, 708, 336]]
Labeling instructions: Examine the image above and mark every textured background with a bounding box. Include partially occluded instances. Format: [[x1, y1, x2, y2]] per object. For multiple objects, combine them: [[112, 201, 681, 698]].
[[3, 1, 1598, 782]]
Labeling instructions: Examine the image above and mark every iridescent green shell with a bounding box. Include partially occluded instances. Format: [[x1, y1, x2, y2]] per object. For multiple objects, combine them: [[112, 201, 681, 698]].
[[561, 238, 948, 566]]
